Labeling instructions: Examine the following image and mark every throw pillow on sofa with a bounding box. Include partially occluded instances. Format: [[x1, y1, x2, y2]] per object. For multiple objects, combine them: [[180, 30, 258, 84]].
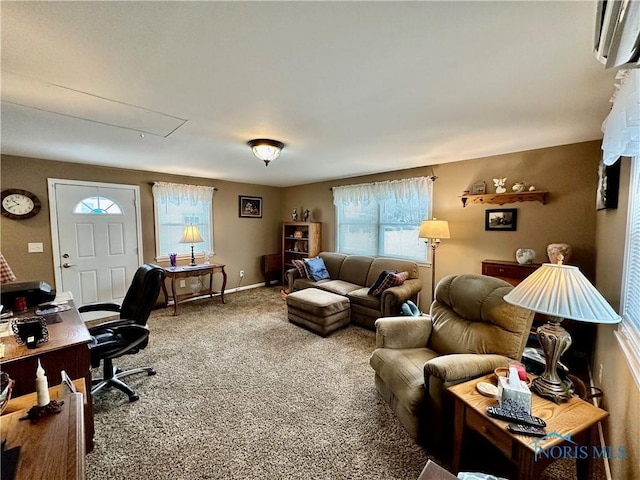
[[368, 270, 396, 296], [292, 259, 310, 278], [370, 271, 409, 297], [303, 257, 330, 281]]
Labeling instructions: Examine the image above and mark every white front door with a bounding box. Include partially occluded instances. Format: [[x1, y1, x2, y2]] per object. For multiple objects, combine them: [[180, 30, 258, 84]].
[[48, 179, 143, 319]]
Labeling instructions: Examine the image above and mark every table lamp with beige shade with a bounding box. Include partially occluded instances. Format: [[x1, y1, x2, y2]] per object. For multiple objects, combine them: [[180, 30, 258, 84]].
[[503, 255, 620, 402], [179, 224, 204, 266]]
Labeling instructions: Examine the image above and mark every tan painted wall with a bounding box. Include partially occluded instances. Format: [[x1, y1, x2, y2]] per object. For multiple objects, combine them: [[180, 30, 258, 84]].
[[283, 141, 601, 312], [0, 155, 282, 291], [2, 142, 636, 473], [593, 157, 639, 480]]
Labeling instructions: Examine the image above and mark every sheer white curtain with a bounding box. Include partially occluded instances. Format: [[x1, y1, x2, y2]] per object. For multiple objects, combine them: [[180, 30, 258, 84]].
[[333, 177, 433, 260], [601, 69, 640, 166], [332, 177, 432, 207], [152, 182, 215, 259], [152, 182, 215, 210]]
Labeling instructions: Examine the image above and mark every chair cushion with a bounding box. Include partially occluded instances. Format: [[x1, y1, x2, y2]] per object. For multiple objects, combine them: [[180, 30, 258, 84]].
[[316, 280, 361, 296], [347, 287, 381, 310], [370, 347, 439, 411]]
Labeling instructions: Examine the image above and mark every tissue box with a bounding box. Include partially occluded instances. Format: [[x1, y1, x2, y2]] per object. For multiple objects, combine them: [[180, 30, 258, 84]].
[[498, 376, 532, 413]]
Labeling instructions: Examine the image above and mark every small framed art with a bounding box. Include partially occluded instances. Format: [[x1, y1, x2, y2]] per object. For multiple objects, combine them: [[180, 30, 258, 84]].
[[596, 159, 620, 210], [239, 196, 262, 218], [485, 208, 517, 231]]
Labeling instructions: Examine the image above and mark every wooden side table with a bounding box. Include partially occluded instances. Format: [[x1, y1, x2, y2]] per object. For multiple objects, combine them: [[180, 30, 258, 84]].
[[1, 387, 86, 479], [162, 264, 227, 315], [448, 374, 608, 480]]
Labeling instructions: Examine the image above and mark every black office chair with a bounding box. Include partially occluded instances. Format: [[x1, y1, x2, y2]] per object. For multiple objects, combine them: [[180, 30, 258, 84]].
[[79, 264, 166, 402]]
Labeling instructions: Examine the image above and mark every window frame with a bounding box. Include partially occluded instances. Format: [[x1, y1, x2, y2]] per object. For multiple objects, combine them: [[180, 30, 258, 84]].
[[615, 156, 640, 389], [334, 178, 432, 262], [152, 183, 214, 262]]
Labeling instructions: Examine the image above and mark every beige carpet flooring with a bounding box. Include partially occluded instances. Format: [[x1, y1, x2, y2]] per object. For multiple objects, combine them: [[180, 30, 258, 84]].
[[86, 287, 594, 480]]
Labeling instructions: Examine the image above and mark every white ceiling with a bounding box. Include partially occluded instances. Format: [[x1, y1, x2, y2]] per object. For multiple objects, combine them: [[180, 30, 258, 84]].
[[1, 1, 617, 187]]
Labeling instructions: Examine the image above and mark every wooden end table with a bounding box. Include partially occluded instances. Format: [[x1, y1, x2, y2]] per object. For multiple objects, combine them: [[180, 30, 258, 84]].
[[448, 374, 608, 480], [162, 264, 227, 315]]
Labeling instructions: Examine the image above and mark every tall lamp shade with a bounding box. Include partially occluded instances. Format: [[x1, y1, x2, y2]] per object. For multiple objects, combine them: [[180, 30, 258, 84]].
[[179, 225, 204, 266], [504, 261, 620, 402], [418, 219, 450, 303]]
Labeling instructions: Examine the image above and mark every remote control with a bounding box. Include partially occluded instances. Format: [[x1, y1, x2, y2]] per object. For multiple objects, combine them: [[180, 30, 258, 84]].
[[486, 399, 546, 428], [507, 423, 546, 437]]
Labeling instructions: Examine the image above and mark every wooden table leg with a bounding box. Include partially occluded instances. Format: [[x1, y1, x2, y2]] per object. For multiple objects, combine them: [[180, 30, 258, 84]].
[[171, 276, 178, 316], [451, 398, 465, 474], [219, 266, 227, 304]]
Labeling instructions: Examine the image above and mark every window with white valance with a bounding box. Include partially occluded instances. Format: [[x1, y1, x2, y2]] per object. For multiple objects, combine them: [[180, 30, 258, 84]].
[[152, 182, 215, 260], [602, 69, 640, 387], [601, 69, 639, 166], [333, 177, 432, 261]]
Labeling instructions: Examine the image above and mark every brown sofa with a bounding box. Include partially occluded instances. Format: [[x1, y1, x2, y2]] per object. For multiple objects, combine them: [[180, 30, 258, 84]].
[[369, 274, 534, 446], [285, 252, 421, 330]]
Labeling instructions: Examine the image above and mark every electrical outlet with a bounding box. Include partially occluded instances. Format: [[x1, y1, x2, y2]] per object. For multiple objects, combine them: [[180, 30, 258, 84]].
[[239, 270, 245, 278], [180, 280, 186, 288]]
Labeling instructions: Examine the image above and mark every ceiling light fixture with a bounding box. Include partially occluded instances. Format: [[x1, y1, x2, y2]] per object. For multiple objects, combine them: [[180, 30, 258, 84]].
[[247, 139, 285, 166]]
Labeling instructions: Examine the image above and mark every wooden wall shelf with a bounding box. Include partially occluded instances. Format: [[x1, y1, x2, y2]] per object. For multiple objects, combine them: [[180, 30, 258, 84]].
[[459, 191, 548, 207]]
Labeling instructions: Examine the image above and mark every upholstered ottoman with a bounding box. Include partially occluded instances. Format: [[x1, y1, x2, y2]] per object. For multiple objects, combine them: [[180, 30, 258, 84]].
[[286, 288, 350, 337]]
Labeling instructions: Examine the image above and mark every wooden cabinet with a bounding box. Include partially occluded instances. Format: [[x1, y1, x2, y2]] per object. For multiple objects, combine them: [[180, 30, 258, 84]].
[[282, 222, 321, 282], [481, 259, 541, 286]]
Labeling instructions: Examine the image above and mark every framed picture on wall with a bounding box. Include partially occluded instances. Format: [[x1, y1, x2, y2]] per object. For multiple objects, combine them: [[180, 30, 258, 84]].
[[485, 208, 517, 231], [596, 158, 620, 210], [239, 196, 262, 218]]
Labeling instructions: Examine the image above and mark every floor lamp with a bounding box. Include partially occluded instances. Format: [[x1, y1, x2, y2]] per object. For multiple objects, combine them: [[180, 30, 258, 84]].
[[179, 224, 204, 266], [503, 258, 620, 402], [418, 219, 450, 303]]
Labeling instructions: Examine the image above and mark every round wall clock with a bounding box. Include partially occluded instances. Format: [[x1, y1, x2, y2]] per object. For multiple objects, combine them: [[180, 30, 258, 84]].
[[1, 189, 42, 220]]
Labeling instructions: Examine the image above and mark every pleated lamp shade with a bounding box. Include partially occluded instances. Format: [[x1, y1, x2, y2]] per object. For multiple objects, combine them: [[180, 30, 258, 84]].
[[503, 263, 620, 324], [179, 225, 204, 244]]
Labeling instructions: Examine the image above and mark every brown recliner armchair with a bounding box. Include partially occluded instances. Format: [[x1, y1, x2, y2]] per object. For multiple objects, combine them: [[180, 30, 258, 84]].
[[369, 274, 534, 446]]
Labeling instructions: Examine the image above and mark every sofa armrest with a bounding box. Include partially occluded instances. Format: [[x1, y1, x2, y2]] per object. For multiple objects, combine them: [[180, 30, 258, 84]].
[[380, 278, 422, 316], [424, 353, 510, 383], [285, 268, 300, 291], [374, 315, 433, 349]]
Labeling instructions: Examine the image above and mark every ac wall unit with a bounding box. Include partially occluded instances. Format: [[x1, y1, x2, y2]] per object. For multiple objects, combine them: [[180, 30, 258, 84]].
[[594, 0, 640, 69]]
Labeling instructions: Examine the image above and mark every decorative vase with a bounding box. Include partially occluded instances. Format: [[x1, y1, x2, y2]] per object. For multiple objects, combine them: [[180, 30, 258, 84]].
[[515, 248, 536, 265], [547, 243, 572, 264], [169, 253, 177, 268]]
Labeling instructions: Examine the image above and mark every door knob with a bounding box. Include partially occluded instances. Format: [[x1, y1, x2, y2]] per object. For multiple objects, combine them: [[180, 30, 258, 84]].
[[62, 263, 76, 268]]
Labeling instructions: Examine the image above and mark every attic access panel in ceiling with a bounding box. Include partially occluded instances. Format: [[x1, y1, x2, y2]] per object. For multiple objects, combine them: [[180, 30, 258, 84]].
[[1, 72, 188, 137]]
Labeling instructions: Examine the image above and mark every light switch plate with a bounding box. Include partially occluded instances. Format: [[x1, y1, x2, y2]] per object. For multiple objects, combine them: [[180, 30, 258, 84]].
[[28, 242, 44, 253]]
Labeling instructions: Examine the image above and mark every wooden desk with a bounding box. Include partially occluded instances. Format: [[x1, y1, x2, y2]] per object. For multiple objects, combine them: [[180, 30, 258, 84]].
[[448, 374, 608, 480], [162, 264, 227, 315], [0, 303, 94, 451], [1, 389, 85, 480]]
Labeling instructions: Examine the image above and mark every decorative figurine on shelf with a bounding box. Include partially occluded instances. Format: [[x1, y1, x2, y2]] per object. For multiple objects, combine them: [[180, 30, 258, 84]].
[[169, 253, 177, 268], [493, 178, 507, 194], [292, 208, 298, 221], [529, 185, 536, 191], [203, 250, 213, 265], [303, 209, 310, 222], [512, 181, 527, 193]]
